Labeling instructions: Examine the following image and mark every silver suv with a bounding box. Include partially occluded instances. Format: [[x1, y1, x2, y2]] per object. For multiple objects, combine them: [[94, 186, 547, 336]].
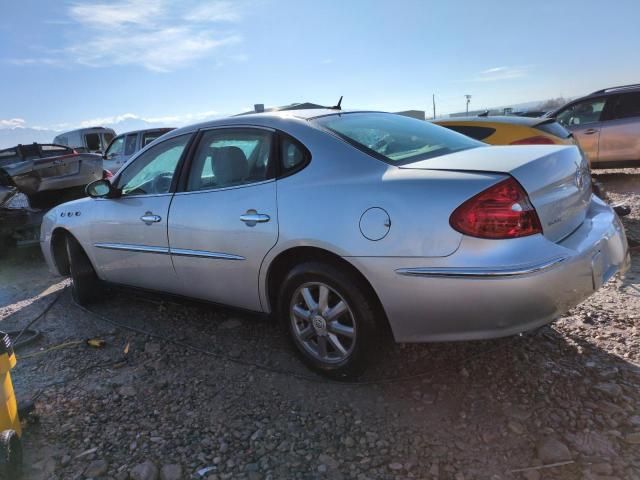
[[548, 84, 640, 168]]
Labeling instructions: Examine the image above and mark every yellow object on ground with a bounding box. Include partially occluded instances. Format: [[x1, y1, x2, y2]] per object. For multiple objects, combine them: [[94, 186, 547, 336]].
[[0, 334, 20, 437]]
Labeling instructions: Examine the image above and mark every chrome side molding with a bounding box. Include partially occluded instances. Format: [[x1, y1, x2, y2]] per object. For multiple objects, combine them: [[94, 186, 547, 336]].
[[395, 256, 569, 278], [94, 243, 245, 261], [169, 248, 245, 261]]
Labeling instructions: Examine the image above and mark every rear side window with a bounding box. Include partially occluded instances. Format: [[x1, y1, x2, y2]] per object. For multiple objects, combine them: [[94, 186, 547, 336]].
[[441, 125, 496, 141], [314, 112, 482, 165], [280, 136, 309, 174], [124, 134, 137, 155], [186, 129, 273, 192], [84, 133, 101, 151], [610, 92, 640, 120]]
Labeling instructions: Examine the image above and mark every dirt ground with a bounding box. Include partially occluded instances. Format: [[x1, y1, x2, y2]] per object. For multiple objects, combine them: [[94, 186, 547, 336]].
[[1, 171, 639, 480]]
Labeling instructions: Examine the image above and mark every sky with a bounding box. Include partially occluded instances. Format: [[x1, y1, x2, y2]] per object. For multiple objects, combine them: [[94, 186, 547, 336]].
[[1, 0, 639, 137]]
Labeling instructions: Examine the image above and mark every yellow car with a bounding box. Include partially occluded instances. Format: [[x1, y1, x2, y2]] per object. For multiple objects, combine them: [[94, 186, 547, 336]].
[[434, 116, 576, 147]]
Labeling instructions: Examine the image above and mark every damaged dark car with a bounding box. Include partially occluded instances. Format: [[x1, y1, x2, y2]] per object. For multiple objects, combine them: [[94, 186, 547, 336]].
[[0, 143, 103, 251]]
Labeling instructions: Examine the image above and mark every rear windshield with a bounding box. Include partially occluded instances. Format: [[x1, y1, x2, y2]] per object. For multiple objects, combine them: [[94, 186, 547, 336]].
[[313, 112, 482, 165]]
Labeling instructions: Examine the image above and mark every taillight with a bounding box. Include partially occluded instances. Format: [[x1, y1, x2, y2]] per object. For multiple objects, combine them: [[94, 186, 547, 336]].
[[450, 177, 542, 239], [510, 136, 555, 145], [102, 169, 113, 180]]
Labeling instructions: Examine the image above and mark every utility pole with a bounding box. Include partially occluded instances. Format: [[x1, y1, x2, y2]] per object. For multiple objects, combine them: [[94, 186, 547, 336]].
[[465, 94, 472, 114], [432, 94, 436, 119]]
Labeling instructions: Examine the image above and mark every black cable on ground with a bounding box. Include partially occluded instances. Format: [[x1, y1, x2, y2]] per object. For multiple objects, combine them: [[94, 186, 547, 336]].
[[73, 299, 517, 386], [4, 329, 41, 350], [9, 289, 63, 348]]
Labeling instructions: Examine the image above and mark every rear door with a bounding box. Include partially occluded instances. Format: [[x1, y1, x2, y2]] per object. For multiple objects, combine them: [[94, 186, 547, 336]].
[[167, 127, 278, 311], [598, 92, 640, 165], [556, 97, 607, 164]]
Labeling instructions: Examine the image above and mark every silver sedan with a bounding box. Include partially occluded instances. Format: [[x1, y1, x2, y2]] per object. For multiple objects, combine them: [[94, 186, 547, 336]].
[[40, 110, 630, 378]]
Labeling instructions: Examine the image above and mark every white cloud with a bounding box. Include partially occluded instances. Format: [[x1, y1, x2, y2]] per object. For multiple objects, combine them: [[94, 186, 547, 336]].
[[183, 2, 242, 22], [75, 110, 220, 128], [473, 66, 530, 82], [0, 118, 26, 129], [13, 0, 245, 72]]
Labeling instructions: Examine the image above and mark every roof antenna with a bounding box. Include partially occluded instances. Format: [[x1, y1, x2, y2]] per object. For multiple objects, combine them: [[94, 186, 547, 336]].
[[331, 96, 343, 110]]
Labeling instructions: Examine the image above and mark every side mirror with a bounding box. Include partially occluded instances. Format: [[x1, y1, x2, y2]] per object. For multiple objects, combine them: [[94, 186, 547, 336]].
[[86, 179, 120, 199]]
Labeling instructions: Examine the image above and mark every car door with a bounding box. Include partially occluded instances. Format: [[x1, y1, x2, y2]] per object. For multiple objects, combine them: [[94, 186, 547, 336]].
[[168, 127, 278, 311], [103, 135, 125, 172], [598, 92, 640, 165], [556, 97, 607, 164], [89, 133, 193, 293]]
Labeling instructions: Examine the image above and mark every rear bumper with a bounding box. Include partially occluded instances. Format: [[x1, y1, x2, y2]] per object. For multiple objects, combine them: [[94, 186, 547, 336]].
[[348, 196, 629, 343]]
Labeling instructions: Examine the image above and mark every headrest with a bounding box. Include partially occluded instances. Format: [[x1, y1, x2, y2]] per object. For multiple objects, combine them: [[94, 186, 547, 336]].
[[211, 146, 248, 185]]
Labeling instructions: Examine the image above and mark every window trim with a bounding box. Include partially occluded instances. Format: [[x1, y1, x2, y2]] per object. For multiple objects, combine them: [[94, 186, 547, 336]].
[[176, 125, 277, 194], [113, 132, 195, 198]]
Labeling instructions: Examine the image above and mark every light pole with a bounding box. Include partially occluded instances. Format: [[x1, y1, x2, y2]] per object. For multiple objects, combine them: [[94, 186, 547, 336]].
[[465, 94, 472, 114]]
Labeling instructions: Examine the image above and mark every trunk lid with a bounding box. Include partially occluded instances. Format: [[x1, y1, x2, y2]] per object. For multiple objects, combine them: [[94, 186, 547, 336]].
[[401, 145, 592, 242]]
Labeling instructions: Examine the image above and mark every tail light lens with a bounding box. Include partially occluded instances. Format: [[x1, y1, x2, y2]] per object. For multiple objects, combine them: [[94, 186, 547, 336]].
[[450, 177, 542, 239], [510, 136, 555, 145], [102, 169, 113, 180]]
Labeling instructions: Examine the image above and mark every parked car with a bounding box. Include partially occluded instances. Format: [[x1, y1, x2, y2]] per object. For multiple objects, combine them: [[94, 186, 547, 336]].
[[53, 127, 116, 154], [103, 128, 174, 173], [40, 110, 629, 378], [546, 84, 640, 168], [434, 116, 575, 147], [0, 143, 103, 250]]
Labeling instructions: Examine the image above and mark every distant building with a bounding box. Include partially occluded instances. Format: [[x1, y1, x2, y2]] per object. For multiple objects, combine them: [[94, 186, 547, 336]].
[[395, 110, 425, 120]]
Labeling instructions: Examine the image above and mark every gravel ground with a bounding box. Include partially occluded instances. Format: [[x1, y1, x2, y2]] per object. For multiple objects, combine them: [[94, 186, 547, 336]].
[[0, 171, 639, 480]]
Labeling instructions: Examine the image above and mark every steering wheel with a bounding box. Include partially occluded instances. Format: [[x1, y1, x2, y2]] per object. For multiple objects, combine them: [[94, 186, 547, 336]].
[[151, 172, 173, 194]]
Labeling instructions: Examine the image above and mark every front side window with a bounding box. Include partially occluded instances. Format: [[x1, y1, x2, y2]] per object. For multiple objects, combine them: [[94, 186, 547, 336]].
[[556, 99, 606, 127], [124, 134, 137, 155], [105, 136, 124, 157], [611, 92, 640, 120], [84, 133, 101, 151], [313, 112, 482, 165], [187, 129, 273, 192], [117, 134, 191, 196]]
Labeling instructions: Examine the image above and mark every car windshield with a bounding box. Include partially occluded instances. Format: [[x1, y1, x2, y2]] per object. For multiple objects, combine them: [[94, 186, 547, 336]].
[[313, 112, 482, 165]]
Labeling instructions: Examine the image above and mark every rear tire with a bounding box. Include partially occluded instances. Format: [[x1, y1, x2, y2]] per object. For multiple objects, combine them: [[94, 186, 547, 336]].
[[278, 261, 383, 380], [0, 430, 22, 479], [66, 235, 101, 305]]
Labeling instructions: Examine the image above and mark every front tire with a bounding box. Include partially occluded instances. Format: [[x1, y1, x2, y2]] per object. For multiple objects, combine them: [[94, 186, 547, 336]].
[[66, 235, 101, 306], [279, 261, 383, 379]]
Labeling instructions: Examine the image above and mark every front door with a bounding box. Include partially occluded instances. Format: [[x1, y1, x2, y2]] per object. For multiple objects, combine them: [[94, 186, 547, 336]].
[[90, 133, 193, 293], [556, 97, 607, 164], [168, 127, 278, 311]]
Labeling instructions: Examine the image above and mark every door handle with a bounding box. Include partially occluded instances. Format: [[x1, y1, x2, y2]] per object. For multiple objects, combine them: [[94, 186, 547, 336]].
[[240, 211, 270, 227], [583, 128, 598, 135], [140, 212, 162, 224]]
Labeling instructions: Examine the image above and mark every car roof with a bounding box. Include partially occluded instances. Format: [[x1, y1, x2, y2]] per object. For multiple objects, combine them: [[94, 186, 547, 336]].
[[115, 127, 175, 136], [54, 126, 116, 137], [164, 109, 360, 138], [435, 115, 549, 127]]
